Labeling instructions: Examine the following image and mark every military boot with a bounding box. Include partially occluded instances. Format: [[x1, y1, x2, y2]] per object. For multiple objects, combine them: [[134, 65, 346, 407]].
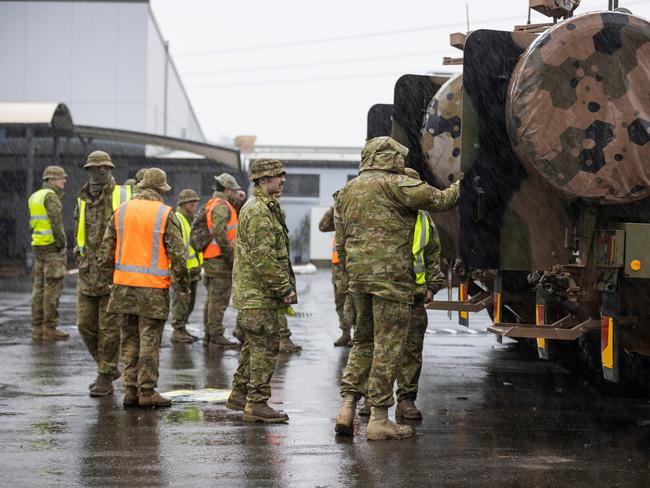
[[208, 334, 239, 349], [171, 327, 196, 343], [31, 327, 43, 340], [334, 395, 357, 435], [279, 337, 302, 353], [88, 370, 121, 390], [232, 325, 245, 344], [138, 388, 172, 408], [42, 327, 69, 340], [357, 397, 371, 416], [89, 374, 114, 397], [226, 389, 247, 411], [333, 329, 352, 347], [123, 386, 139, 408], [395, 399, 422, 420], [367, 407, 414, 441], [242, 402, 289, 423]]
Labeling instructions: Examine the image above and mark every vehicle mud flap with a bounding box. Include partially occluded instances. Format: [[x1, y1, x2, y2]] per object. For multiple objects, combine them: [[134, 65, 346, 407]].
[[459, 281, 469, 327], [493, 271, 503, 343], [535, 287, 549, 360], [601, 282, 620, 383]]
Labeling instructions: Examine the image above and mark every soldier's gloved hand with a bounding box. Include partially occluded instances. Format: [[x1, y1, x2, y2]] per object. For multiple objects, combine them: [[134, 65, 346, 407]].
[[283, 290, 297, 305]]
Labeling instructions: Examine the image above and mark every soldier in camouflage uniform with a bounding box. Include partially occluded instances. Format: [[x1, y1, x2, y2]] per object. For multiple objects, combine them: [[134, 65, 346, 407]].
[[395, 167, 444, 420], [226, 159, 297, 423], [98, 168, 190, 408], [198, 173, 241, 348], [29, 166, 69, 341], [170, 189, 202, 343], [74, 151, 132, 396], [334, 137, 460, 440], [319, 206, 353, 347]]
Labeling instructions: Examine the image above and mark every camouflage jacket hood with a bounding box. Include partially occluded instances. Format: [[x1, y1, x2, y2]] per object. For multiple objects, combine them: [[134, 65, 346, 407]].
[[359, 136, 408, 175]]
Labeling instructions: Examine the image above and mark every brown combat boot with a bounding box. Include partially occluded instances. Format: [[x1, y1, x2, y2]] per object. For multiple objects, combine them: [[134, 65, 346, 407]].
[[88, 370, 121, 390], [242, 402, 289, 423], [334, 395, 357, 435], [42, 327, 69, 341], [279, 337, 302, 353], [226, 389, 247, 411], [357, 397, 371, 416], [123, 386, 139, 408], [207, 334, 239, 349], [89, 374, 114, 397], [170, 327, 196, 343], [395, 399, 422, 420], [232, 325, 245, 344], [367, 407, 414, 441], [31, 327, 43, 340], [333, 329, 352, 347], [138, 388, 172, 408]]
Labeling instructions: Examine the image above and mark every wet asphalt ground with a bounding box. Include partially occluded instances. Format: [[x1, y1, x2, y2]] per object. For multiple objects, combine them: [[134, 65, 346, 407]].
[[0, 270, 649, 487]]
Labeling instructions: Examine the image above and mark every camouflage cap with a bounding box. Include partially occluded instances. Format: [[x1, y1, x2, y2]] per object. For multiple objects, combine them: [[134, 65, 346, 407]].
[[178, 188, 200, 204], [84, 150, 114, 169], [42, 165, 67, 180], [248, 159, 286, 182], [137, 167, 171, 193], [403, 167, 421, 180], [135, 168, 146, 183], [214, 172, 241, 190]]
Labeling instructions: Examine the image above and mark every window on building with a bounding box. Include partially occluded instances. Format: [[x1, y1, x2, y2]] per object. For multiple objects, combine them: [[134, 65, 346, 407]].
[[282, 174, 319, 198]]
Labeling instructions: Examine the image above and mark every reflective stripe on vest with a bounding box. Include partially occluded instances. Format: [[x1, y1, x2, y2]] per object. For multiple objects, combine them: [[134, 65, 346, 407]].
[[203, 197, 238, 259], [77, 185, 132, 256], [176, 211, 203, 270], [28, 188, 55, 246], [412, 211, 430, 285], [113, 199, 172, 289], [331, 236, 340, 265]]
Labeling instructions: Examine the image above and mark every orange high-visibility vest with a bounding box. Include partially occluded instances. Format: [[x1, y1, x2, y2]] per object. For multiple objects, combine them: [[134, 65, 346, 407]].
[[331, 236, 340, 265], [113, 199, 173, 289], [204, 197, 238, 259]]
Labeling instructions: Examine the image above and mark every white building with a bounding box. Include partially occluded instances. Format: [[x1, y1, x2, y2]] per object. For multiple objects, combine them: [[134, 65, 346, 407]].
[[0, 0, 203, 142]]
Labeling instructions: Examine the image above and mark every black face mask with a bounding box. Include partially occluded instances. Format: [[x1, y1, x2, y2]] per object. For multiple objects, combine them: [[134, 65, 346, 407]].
[[87, 168, 112, 198]]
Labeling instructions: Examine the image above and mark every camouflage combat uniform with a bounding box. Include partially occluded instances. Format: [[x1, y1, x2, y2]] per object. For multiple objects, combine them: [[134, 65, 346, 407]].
[[336, 137, 460, 408], [170, 205, 201, 331], [74, 178, 123, 376], [231, 185, 296, 403], [396, 212, 443, 402], [202, 191, 237, 340], [318, 206, 352, 336], [98, 188, 190, 391], [31, 182, 66, 332]]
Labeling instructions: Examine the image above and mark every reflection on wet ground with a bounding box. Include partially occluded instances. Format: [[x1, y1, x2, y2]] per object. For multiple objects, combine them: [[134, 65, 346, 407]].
[[0, 270, 648, 487]]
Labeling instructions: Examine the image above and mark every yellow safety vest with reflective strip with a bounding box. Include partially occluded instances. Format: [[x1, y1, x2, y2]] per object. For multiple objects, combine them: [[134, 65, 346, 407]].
[[412, 211, 430, 285], [28, 188, 56, 246], [176, 211, 203, 270], [77, 185, 132, 256]]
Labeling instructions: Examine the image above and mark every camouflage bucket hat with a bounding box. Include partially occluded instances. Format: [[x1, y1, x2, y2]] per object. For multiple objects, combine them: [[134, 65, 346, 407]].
[[135, 168, 147, 183], [42, 165, 67, 180], [178, 188, 200, 204], [84, 150, 115, 169], [137, 168, 171, 193], [214, 172, 241, 190], [248, 159, 286, 181]]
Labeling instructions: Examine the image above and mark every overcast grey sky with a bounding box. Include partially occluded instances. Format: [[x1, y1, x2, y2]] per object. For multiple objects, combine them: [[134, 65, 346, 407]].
[[150, 0, 650, 147]]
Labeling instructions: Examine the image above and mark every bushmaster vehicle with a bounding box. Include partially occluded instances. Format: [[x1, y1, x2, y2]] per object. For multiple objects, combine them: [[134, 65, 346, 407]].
[[384, 0, 650, 391]]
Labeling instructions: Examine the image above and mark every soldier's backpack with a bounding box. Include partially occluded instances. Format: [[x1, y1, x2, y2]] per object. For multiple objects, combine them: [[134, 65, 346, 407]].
[[190, 204, 212, 252]]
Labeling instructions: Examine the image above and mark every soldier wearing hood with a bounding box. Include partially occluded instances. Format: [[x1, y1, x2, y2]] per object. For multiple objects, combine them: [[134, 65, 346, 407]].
[[334, 136, 461, 441]]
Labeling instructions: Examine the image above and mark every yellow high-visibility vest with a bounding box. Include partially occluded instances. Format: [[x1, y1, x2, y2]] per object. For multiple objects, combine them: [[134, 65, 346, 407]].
[[77, 185, 132, 256], [28, 188, 56, 246], [176, 211, 203, 270], [412, 211, 431, 285]]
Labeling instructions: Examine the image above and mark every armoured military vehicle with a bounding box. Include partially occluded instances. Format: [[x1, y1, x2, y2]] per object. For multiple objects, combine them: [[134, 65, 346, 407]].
[[388, 0, 650, 391]]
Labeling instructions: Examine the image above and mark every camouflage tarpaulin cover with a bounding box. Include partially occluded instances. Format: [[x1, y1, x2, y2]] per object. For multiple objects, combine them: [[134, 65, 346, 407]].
[[507, 11, 650, 204], [420, 73, 463, 189]]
